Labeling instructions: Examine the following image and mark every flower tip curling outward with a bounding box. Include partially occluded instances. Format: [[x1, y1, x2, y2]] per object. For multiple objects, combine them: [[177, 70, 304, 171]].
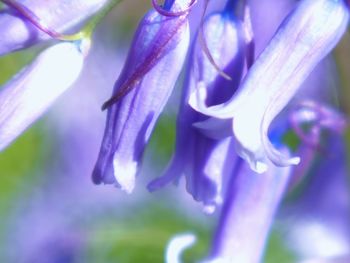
[[0, 42, 84, 151], [165, 233, 196, 263], [189, 0, 349, 171]]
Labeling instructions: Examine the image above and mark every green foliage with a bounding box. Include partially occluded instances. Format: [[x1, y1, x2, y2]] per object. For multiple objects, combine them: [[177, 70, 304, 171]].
[[146, 112, 176, 168], [264, 229, 296, 263], [83, 207, 210, 263]]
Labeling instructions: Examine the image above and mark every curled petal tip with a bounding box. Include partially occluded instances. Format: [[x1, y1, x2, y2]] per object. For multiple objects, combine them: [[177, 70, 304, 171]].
[[166, 233, 196, 263]]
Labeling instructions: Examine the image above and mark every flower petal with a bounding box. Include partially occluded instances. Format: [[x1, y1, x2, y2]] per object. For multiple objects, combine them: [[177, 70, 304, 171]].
[[191, 0, 349, 170], [148, 10, 245, 210], [0, 42, 84, 151], [93, 4, 190, 192]]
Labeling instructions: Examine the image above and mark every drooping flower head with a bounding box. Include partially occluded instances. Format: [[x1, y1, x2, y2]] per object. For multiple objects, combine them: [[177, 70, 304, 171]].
[[148, 0, 247, 212], [189, 0, 349, 173], [92, 0, 192, 193]]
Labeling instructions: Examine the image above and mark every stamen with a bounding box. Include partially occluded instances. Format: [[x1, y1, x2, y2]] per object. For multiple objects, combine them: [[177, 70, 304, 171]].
[[198, 0, 232, 81], [152, 0, 197, 17]]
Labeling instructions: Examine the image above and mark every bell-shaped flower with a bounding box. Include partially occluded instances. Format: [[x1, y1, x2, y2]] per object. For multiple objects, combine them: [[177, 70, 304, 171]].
[[189, 0, 349, 173], [0, 0, 108, 55], [203, 158, 292, 263], [148, 5, 246, 212], [92, 0, 191, 193], [0, 42, 85, 151]]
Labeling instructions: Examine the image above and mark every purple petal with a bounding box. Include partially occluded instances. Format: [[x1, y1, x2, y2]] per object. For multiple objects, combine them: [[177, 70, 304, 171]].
[[148, 10, 245, 211], [93, 3, 190, 192]]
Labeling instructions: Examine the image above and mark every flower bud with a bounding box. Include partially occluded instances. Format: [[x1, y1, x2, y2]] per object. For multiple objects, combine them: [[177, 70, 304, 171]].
[[92, 0, 191, 193]]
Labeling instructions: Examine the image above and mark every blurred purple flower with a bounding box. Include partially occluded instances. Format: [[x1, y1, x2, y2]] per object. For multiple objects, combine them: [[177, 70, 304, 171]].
[[287, 137, 350, 261], [0, 42, 84, 151], [205, 159, 291, 263], [148, 3, 246, 212], [0, 0, 108, 55], [92, 0, 191, 193]]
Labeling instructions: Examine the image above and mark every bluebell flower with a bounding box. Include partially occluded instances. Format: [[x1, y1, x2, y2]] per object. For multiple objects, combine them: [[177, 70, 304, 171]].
[[92, 0, 191, 193], [148, 2, 246, 212], [189, 0, 349, 172], [1, 0, 350, 261], [0, 0, 108, 55], [204, 159, 292, 263], [0, 41, 85, 151]]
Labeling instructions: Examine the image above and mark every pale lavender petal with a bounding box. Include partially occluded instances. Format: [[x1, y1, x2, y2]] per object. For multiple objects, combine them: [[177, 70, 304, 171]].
[[0, 42, 84, 151]]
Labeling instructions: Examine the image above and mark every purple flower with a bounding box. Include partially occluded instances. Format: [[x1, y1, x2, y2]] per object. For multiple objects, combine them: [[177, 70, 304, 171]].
[[0, 42, 85, 151], [148, 4, 246, 212], [0, 0, 108, 55], [204, 159, 292, 263], [286, 137, 350, 260], [92, 0, 191, 193], [189, 0, 349, 172]]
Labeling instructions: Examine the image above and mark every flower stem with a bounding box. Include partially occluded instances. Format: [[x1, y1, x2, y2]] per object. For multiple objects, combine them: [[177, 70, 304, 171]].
[[1, 0, 122, 41]]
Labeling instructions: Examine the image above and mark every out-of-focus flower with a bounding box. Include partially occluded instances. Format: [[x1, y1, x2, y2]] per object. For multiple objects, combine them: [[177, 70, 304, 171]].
[[92, 0, 191, 193], [204, 159, 291, 263], [0, 41, 85, 152], [282, 102, 350, 261], [0, 0, 108, 55], [148, 2, 246, 212], [189, 0, 349, 172]]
